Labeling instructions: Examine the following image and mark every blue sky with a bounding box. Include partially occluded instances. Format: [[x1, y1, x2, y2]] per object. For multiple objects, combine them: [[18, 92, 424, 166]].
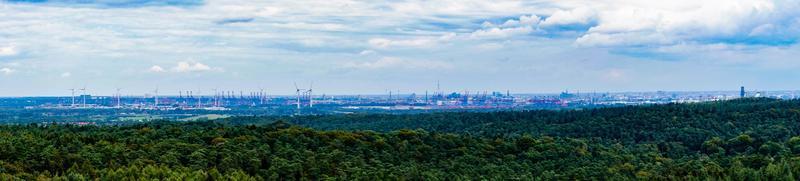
[[1, 0, 800, 96]]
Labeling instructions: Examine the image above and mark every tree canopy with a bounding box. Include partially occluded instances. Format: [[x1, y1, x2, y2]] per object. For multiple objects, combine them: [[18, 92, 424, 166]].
[[2, 98, 800, 180]]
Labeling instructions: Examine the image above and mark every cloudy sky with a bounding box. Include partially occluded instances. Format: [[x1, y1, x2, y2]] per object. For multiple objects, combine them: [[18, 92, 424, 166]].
[[1, 0, 800, 96]]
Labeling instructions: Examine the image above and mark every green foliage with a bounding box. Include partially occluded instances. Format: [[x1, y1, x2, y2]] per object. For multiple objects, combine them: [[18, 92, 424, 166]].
[[226, 98, 800, 148], [1, 98, 800, 179]]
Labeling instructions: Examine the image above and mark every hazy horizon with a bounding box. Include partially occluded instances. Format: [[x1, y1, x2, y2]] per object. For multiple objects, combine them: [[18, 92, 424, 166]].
[[0, 88, 788, 98], [2, 0, 800, 96]]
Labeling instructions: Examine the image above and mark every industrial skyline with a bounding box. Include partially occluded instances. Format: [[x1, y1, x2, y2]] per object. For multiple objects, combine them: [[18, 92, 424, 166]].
[[12, 85, 788, 113], [0, 84, 775, 98]]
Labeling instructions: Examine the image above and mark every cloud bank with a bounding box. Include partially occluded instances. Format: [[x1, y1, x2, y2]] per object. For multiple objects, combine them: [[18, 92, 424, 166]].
[[5, 0, 204, 8], [1, 0, 800, 95]]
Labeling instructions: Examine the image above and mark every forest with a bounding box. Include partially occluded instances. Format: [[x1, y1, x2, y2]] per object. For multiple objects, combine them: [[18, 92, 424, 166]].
[[1, 98, 800, 180]]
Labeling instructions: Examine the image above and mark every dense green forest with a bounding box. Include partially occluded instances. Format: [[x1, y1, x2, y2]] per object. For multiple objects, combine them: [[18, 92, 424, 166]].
[[223, 98, 800, 149], [2, 98, 800, 180]]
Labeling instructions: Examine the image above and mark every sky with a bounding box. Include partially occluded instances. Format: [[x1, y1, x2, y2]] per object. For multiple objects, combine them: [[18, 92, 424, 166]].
[[1, 0, 800, 96]]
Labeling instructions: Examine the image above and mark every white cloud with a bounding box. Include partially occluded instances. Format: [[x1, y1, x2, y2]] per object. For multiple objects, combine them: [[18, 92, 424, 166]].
[[387, 0, 533, 17], [565, 0, 800, 47], [359, 50, 377, 56], [271, 22, 348, 31], [368, 38, 436, 49], [148, 65, 166, 73], [500, 15, 541, 28], [257, 6, 282, 16], [147, 62, 221, 73], [470, 26, 534, 39], [60, 72, 71, 78], [219, 5, 282, 17], [459, 1, 800, 48], [0, 46, 18, 56], [343, 57, 452, 70], [470, 15, 541, 39], [368, 33, 456, 49], [173, 61, 213, 72], [540, 7, 597, 28], [0, 67, 15, 75]]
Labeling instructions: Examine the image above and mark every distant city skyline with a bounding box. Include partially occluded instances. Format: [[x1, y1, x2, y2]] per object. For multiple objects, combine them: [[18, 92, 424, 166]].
[[2, 0, 800, 96], [0, 86, 786, 97]]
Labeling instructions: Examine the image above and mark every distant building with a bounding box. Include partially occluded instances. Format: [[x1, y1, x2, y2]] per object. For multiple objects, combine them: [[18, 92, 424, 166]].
[[560, 91, 576, 99], [740, 86, 745, 98]]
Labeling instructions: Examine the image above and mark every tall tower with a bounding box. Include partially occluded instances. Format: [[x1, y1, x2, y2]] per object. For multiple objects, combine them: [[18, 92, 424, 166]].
[[259, 89, 265, 105], [80, 86, 87, 108], [69, 88, 76, 107], [425, 90, 428, 104], [154, 88, 159, 107], [116, 88, 121, 108], [197, 91, 202, 108], [212, 88, 219, 107], [740, 86, 745, 98]]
